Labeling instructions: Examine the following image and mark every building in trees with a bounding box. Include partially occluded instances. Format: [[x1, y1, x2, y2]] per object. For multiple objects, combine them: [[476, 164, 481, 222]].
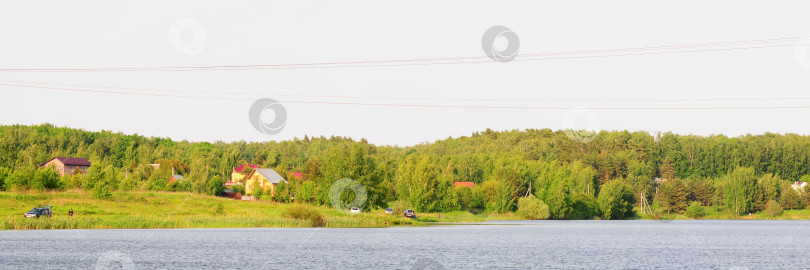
[[40, 157, 91, 176], [229, 164, 259, 185], [792, 181, 807, 192], [291, 172, 303, 179], [244, 168, 287, 196], [169, 175, 184, 182], [454, 182, 475, 188]]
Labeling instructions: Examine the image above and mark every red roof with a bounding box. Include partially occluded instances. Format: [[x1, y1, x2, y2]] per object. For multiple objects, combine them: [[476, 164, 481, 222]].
[[454, 182, 474, 188], [233, 164, 259, 173], [292, 172, 303, 179], [42, 157, 91, 166]]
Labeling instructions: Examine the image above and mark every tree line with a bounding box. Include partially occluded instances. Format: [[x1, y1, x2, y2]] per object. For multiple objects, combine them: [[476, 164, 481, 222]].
[[1, 124, 809, 219]]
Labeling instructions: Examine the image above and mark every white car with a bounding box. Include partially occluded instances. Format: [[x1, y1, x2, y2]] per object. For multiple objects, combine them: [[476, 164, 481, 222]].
[[350, 207, 361, 213]]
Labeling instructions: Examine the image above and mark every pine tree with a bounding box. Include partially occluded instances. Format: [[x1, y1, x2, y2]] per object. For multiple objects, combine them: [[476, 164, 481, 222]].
[[659, 158, 676, 180], [656, 178, 688, 214]]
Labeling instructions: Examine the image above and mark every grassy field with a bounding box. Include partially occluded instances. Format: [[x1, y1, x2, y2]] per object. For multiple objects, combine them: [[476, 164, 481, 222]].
[[0, 191, 422, 230], [634, 205, 810, 220], [4, 191, 810, 230]]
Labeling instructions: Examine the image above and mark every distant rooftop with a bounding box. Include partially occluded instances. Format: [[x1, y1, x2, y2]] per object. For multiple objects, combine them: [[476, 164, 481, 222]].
[[253, 168, 287, 184], [454, 182, 474, 188], [42, 157, 91, 166], [234, 164, 260, 173]]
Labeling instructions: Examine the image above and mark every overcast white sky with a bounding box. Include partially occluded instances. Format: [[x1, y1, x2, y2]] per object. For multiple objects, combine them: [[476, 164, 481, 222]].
[[2, 1, 810, 146]]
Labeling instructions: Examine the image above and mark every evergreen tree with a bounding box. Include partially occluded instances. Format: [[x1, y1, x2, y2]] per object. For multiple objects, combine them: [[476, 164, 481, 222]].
[[655, 178, 688, 214]]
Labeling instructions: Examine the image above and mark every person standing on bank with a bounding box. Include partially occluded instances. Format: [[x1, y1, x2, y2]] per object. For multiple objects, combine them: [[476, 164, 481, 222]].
[[69, 209, 73, 217]]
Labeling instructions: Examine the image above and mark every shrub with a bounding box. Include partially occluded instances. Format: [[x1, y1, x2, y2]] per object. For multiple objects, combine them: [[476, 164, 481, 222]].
[[570, 193, 600, 220], [252, 183, 263, 200], [5, 167, 35, 191], [517, 195, 550, 220], [205, 177, 226, 196], [779, 188, 803, 210], [597, 180, 637, 220], [764, 200, 782, 219], [685, 202, 705, 218], [214, 203, 225, 216], [92, 184, 113, 200], [231, 185, 246, 196], [31, 168, 61, 190], [284, 204, 324, 227], [392, 200, 412, 216], [0, 167, 8, 190]]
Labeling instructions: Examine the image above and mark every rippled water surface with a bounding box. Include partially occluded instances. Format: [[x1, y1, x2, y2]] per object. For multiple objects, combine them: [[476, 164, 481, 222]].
[[1, 220, 809, 269]]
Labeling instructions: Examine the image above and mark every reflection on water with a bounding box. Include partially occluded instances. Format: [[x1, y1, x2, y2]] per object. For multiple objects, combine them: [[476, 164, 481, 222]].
[[1, 220, 808, 269]]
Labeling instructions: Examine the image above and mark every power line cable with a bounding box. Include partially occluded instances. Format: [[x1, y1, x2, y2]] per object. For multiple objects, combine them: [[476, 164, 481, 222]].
[[4, 82, 810, 110], [2, 79, 810, 103], [0, 36, 807, 72]]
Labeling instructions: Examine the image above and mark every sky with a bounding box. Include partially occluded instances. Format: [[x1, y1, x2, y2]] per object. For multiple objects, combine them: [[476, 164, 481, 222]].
[[2, 1, 810, 146]]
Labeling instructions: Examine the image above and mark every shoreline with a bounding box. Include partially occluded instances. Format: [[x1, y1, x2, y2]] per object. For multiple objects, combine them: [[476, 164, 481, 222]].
[[2, 191, 808, 230]]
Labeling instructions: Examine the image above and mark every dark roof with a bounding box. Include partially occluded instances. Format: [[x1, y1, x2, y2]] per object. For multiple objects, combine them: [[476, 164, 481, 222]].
[[42, 157, 91, 166]]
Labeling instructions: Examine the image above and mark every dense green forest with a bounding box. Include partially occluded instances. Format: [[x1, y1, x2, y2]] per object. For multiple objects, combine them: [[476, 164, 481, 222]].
[[1, 123, 810, 219]]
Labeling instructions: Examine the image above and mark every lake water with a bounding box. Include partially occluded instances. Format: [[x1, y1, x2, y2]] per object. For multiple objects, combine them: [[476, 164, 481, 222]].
[[1, 220, 809, 269]]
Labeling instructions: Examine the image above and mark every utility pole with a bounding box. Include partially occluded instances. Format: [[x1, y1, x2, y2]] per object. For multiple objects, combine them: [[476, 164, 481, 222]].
[[639, 191, 652, 215], [524, 182, 532, 197]]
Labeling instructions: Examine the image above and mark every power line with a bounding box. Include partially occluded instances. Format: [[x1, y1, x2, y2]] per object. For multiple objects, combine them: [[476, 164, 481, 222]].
[[4, 82, 810, 110], [0, 36, 807, 72], [3, 79, 810, 103]]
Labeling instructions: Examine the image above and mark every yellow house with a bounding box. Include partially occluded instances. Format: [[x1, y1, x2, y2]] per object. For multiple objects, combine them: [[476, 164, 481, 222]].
[[244, 168, 287, 196], [230, 164, 259, 185]]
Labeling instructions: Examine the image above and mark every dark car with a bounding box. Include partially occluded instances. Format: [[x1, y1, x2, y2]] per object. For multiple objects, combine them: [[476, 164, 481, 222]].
[[404, 209, 417, 219], [24, 205, 53, 218]]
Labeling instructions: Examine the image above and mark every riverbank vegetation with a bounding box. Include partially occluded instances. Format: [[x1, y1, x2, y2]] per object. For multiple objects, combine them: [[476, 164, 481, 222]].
[[2, 124, 810, 224], [0, 191, 418, 229]]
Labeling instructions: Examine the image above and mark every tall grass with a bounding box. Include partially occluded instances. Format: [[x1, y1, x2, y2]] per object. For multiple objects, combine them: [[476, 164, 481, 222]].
[[0, 191, 407, 230]]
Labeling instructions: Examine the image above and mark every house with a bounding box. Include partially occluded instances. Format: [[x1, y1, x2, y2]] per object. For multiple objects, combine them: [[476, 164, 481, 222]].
[[41, 157, 91, 176], [244, 168, 287, 196], [454, 182, 475, 188], [169, 175, 184, 182], [230, 164, 259, 185], [653, 178, 668, 184], [792, 181, 807, 192]]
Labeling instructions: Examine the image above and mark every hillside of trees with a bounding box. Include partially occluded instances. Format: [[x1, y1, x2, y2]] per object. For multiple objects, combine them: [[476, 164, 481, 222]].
[[1, 123, 810, 219]]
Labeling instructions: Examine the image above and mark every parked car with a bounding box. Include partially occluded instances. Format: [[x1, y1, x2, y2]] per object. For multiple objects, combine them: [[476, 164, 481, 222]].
[[350, 207, 361, 213], [384, 208, 394, 214], [24, 205, 53, 218], [404, 209, 417, 219]]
